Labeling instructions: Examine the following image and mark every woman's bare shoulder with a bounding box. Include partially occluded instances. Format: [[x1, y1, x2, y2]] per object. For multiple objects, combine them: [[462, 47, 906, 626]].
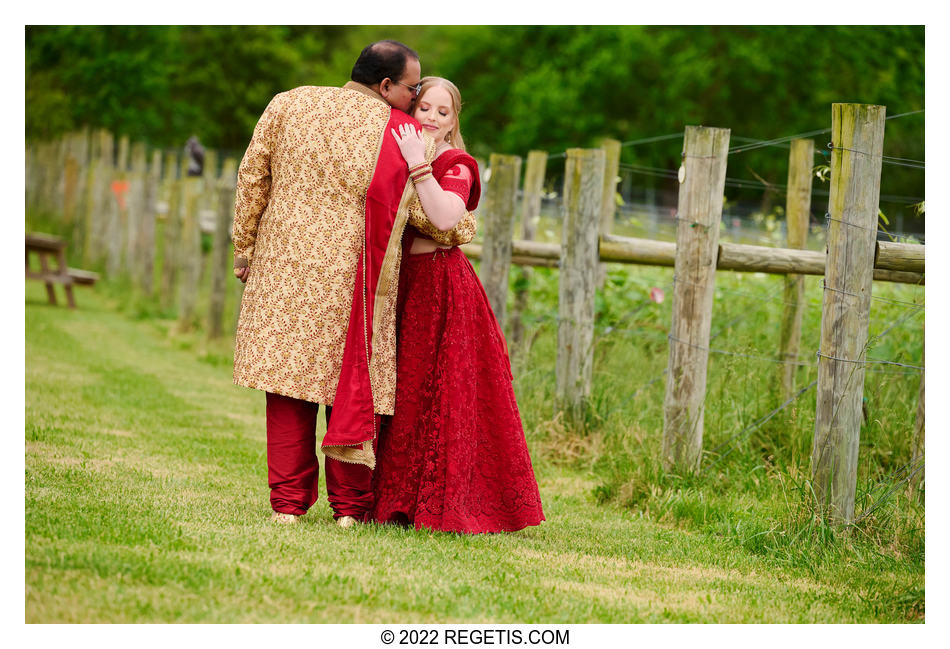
[[434, 146, 462, 161]]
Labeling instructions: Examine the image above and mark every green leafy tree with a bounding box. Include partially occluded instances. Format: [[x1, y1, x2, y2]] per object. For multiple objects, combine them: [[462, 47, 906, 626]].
[[26, 25, 923, 226]]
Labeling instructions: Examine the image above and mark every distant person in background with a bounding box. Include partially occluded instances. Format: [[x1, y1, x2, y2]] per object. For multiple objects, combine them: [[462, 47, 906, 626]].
[[368, 77, 545, 533], [231, 42, 475, 527], [185, 136, 204, 177]]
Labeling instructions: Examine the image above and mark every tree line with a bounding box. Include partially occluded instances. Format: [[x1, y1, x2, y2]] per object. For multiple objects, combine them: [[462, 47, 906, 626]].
[[26, 25, 924, 225]]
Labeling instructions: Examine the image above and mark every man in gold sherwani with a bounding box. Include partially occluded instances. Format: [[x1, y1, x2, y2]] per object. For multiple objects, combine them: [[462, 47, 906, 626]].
[[231, 41, 475, 526]]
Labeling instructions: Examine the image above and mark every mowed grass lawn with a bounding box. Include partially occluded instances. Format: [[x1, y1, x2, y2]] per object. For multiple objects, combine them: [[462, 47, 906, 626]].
[[25, 281, 915, 623]]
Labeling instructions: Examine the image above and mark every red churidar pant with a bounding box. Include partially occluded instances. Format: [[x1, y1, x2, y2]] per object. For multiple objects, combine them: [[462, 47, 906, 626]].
[[265, 392, 374, 518]]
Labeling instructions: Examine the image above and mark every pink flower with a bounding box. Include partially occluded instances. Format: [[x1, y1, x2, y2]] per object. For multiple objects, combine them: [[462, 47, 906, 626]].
[[649, 287, 665, 304]]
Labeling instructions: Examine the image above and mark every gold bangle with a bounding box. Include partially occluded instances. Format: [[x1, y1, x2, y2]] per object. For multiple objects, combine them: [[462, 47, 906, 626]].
[[409, 165, 432, 180], [412, 172, 433, 184]]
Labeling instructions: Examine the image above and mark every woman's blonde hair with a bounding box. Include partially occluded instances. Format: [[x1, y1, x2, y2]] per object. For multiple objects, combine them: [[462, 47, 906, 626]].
[[414, 76, 466, 151]]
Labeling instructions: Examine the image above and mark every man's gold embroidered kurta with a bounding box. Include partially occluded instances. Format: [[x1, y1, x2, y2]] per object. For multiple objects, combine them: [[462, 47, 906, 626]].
[[232, 83, 476, 413]]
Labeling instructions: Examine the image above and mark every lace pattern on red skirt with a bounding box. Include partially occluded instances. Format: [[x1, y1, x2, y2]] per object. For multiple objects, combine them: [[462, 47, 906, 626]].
[[370, 248, 545, 533]]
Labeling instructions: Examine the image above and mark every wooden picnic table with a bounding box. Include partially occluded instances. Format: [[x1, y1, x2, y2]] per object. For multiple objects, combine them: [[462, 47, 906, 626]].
[[25, 233, 98, 308]]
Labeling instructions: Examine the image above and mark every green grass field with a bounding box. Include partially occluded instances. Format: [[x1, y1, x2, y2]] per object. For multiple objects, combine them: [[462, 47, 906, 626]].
[[25, 256, 923, 623]]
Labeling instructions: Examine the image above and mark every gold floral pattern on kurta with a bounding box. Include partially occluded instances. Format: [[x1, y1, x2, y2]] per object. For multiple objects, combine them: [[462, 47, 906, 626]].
[[232, 83, 476, 413]]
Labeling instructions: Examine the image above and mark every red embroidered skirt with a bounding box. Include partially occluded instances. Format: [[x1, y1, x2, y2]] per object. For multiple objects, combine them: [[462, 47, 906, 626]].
[[370, 247, 545, 533]]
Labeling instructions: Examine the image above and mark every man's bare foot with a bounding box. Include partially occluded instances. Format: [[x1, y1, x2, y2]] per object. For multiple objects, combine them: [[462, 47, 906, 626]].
[[336, 515, 358, 529], [271, 512, 300, 524]]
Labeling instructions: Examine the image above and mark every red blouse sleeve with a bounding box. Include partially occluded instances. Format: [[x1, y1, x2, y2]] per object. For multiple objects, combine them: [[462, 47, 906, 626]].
[[437, 164, 474, 204]]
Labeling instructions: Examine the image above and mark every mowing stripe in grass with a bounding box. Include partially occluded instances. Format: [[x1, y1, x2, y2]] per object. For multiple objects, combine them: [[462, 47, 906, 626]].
[[26, 282, 922, 622]]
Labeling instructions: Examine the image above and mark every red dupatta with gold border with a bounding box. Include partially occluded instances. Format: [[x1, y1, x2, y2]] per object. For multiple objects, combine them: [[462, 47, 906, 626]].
[[321, 108, 427, 469]]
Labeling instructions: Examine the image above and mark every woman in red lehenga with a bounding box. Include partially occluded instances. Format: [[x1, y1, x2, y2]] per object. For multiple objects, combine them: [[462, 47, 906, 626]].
[[369, 77, 544, 533]]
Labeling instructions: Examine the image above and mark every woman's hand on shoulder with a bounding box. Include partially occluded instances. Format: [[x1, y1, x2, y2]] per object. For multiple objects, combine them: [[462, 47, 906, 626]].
[[390, 123, 427, 168]]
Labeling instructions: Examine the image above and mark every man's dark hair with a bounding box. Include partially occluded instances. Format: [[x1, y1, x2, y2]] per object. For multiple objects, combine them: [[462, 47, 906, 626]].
[[351, 40, 419, 85]]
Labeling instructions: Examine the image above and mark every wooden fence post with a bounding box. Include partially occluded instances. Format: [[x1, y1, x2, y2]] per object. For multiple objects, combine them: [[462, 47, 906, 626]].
[[474, 157, 487, 206], [200, 148, 219, 237], [84, 129, 114, 266], [106, 135, 130, 277], [116, 134, 129, 171], [63, 131, 88, 225], [911, 329, 924, 490], [778, 139, 815, 399], [160, 152, 181, 311], [127, 141, 147, 280], [38, 139, 59, 214], [480, 153, 522, 328], [208, 159, 237, 340], [77, 138, 94, 260], [662, 125, 731, 472], [137, 150, 162, 298], [82, 136, 97, 263], [40, 140, 55, 213], [81, 132, 101, 264], [203, 149, 218, 186], [49, 138, 68, 217], [29, 140, 50, 214], [812, 103, 886, 524], [176, 176, 203, 331], [96, 130, 115, 262], [597, 138, 622, 288], [510, 150, 547, 352], [25, 141, 39, 213], [556, 148, 605, 428]]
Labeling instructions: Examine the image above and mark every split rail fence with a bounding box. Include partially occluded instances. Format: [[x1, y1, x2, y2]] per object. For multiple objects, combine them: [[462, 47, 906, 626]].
[[26, 130, 242, 338], [25, 102, 924, 524], [466, 103, 924, 525]]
